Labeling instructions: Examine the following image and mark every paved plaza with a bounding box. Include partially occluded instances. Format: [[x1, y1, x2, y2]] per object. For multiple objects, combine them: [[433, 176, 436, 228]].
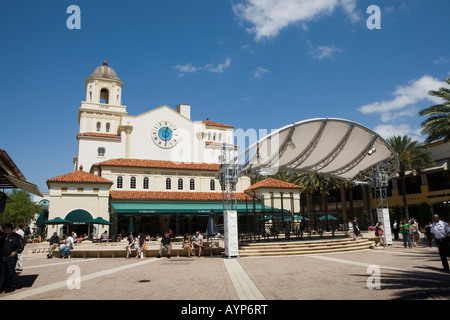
[[1, 239, 449, 304]]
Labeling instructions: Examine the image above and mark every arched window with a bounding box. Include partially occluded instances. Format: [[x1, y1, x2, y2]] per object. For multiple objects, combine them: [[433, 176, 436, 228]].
[[143, 177, 149, 189], [210, 179, 215, 191], [213, 133, 216, 141], [97, 147, 105, 157], [100, 88, 109, 104], [117, 176, 123, 189], [130, 177, 136, 189], [106, 122, 110, 133], [96, 122, 101, 132], [178, 178, 183, 190], [166, 178, 171, 190], [219, 133, 223, 141], [190, 178, 195, 191]]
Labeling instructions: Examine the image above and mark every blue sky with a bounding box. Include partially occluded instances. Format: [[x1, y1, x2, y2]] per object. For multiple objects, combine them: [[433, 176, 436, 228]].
[[0, 0, 449, 193]]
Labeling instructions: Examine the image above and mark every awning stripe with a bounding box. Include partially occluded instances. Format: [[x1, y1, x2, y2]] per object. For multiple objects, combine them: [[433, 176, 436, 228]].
[[0, 174, 42, 196]]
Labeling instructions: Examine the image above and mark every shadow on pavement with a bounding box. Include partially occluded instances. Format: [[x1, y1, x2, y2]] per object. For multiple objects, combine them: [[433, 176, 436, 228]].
[[15, 274, 39, 290], [354, 267, 450, 300]]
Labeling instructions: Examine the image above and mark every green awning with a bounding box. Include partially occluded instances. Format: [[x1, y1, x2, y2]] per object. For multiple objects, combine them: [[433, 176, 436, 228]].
[[65, 209, 93, 225], [36, 212, 48, 226], [111, 202, 273, 216]]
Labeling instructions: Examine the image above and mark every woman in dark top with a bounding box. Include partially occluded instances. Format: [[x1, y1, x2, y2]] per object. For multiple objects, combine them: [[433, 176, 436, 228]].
[[125, 233, 135, 259]]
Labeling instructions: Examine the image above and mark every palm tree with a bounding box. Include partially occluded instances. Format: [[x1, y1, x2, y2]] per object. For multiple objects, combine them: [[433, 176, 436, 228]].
[[387, 136, 434, 220], [419, 78, 450, 143], [291, 172, 341, 230]]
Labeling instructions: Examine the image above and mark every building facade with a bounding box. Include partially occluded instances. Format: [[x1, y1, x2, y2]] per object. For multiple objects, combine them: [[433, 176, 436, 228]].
[[46, 61, 259, 238]]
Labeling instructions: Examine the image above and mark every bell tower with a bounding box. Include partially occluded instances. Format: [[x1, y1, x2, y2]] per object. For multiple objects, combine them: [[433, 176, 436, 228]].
[[78, 60, 128, 135], [76, 60, 128, 172], [85, 60, 123, 106]]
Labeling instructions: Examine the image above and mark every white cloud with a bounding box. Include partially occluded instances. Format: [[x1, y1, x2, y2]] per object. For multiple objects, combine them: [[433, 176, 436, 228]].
[[380, 107, 419, 122], [173, 63, 201, 74], [253, 66, 270, 78], [373, 124, 423, 141], [173, 57, 231, 76], [434, 57, 449, 65], [205, 57, 231, 73], [307, 41, 343, 60], [232, 0, 360, 41], [358, 75, 446, 120]]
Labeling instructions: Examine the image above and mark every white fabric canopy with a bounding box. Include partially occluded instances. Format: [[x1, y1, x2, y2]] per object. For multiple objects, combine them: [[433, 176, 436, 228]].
[[220, 118, 399, 184]]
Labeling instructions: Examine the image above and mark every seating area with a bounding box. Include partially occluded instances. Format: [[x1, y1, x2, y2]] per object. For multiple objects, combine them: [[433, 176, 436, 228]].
[[43, 239, 223, 258]]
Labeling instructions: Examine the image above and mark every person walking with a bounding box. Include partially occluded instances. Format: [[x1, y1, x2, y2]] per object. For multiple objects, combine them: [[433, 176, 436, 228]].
[[392, 220, 399, 240], [429, 214, 450, 272], [375, 221, 385, 249], [353, 217, 361, 240], [157, 232, 173, 258], [47, 232, 60, 259], [401, 219, 412, 249], [14, 225, 26, 271], [0, 223, 23, 293], [410, 220, 420, 247]]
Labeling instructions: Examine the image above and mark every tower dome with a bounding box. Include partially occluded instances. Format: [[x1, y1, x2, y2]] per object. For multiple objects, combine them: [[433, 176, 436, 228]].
[[88, 60, 120, 81]]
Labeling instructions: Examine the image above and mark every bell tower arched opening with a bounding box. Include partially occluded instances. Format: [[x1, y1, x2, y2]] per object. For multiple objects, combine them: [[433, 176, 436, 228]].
[[100, 88, 109, 104]]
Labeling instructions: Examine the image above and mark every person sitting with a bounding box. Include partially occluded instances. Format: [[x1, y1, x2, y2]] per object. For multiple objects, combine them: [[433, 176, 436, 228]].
[[125, 233, 135, 259], [136, 233, 147, 259], [183, 233, 195, 258], [191, 231, 204, 258], [47, 232, 60, 259], [101, 231, 108, 242], [157, 232, 173, 258], [60, 233, 74, 258]]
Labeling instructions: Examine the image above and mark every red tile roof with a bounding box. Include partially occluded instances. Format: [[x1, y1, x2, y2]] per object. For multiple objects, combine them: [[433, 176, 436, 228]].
[[245, 177, 301, 191], [47, 170, 113, 184], [93, 159, 220, 171], [77, 132, 121, 139], [110, 190, 253, 201], [202, 120, 234, 128]]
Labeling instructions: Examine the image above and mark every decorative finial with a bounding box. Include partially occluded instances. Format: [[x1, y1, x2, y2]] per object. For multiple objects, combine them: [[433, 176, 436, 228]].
[[79, 165, 84, 171], [103, 60, 108, 67], [206, 117, 209, 121]]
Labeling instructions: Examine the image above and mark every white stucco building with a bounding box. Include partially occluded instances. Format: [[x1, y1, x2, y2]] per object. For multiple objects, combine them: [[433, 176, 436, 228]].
[[46, 61, 276, 238]]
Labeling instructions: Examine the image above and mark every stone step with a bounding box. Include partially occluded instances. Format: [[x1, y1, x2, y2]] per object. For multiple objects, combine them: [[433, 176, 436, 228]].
[[239, 241, 372, 253], [238, 239, 374, 257], [240, 238, 361, 248]]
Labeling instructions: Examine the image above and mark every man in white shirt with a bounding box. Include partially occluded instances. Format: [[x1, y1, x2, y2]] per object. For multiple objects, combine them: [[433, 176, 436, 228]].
[[429, 214, 450, 272], [60, 234, 74, 259], [14, 225, 25, 271], [191, 231, 204, 258]]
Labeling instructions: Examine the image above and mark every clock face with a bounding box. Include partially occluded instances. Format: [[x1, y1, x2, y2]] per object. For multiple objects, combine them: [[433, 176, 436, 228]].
[[152, 121, 179, 148]]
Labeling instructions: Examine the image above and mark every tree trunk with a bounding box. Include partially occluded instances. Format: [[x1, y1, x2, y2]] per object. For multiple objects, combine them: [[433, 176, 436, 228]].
[[348, 187, 354, 219], [401, 176, 409, 220]]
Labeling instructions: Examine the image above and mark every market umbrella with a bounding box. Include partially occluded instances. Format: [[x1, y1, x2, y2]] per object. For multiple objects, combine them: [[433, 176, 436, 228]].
[[318, 214, 337, 220], [128, 217, 135, 234], [205, 209, 217, 237], [45, 217, 71, 237], [86, 217, 112, 225], [45, 217, 72, 224], [294, 215, 310, 221], [86, 217, 112, 239]]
